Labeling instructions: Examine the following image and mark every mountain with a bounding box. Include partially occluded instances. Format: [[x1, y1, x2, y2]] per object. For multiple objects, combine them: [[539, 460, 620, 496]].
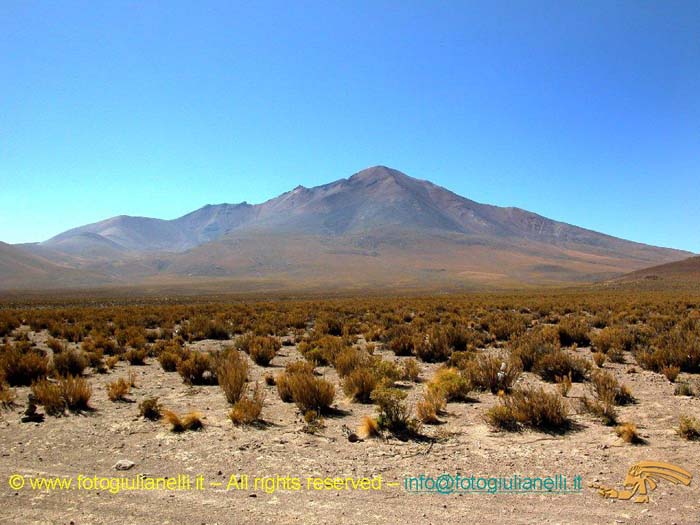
[[4, 166, 693, 291], [609, 255, 700, 290], [0, 241, 112, 290]]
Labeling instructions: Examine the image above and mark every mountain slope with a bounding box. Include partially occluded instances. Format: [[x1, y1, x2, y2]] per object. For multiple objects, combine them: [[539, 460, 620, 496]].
[[5, 166, 693, 291], [0, 242, 112, 290]]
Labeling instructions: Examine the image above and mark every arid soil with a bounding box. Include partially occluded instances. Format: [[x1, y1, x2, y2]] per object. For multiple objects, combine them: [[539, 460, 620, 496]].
[[1, 329, 699, 525]]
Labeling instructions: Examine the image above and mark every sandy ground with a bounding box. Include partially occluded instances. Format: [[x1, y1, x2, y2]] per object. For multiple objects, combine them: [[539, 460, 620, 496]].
[[1, 330, 699, 525]]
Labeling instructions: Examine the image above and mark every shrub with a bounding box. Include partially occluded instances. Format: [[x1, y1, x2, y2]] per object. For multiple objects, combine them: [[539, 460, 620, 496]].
[[47, 337, 65, 353], [510, 325, 559, 371], [217, 351, 249, 404], [427, 367, 472, 402], [371, 387, 414, 432], [158, 350, 181, 372], [558, 317, 591, 347], [616, 422, 643, 444], [581, 396, 618, 426], [591, 327, 634, 354], [248, 336, 280, 366], [468, 354, 521, 394], [387, 334, 414, 356], [357, 415, 380, 438], [534, 351, 590, 383], [674, 383, 694, 396], [401, 358, 421, 382], [0, 383, 15, 408], [315, 315, 344, 336], [229, 383, 264, 425], [590, 370, 634, 406], [413, 327, 452, 363], [124, 348, 147, 366], [662, 365, 680, 383], [498, 387, 570, 432], [52, 349, 88, 377], [105, 355, 120, 369], [678, 415, 700, 441], [485, 404, 519, 431], [276, 361, 315, 402], [163, 410, 203, 432], [298, 336, 346, 366], [107, 377, 131, 402], [556, 373, 572, 397], [1, 348, 49, 386], [31, 379, 65, 416], [139, 397, 162, 420], [335, 348, 369, 377], [593, 352, 606, 368], [416, 388, 445, 424], [177, 352, 217, 385], [60, 375, 92, 412], [343, 367, 379, 403], [483, 311, 528, 341], [288, 373, 335, 414]]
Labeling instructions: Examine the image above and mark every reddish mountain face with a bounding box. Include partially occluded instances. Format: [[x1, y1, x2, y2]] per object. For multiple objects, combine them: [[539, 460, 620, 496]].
[[4, 166, 692, 291]]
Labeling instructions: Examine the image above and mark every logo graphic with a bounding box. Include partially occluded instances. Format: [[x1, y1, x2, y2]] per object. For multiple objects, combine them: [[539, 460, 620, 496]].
[[592, 461, 692, 503]]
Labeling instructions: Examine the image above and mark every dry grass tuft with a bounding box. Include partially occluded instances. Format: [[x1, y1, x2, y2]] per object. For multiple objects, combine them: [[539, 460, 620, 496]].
[[217, 351, 249, 404], [487, 387, 570, 432], [106, 377, 131, 402], [615, 422, 643, 444], [139, 397, 162, 420], [163, 410, 203, 432], [229, 383, 264, 425], [31, 379, 65, 416], [678, 415, 700, 441], [357, 415, 380, 438]]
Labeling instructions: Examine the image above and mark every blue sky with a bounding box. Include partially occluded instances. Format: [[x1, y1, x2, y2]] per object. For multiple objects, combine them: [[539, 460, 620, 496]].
[[1, 1, 698, 252]]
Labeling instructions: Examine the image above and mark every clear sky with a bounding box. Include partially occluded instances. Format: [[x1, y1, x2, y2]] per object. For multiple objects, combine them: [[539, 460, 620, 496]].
[[1, 1, 698, 252]]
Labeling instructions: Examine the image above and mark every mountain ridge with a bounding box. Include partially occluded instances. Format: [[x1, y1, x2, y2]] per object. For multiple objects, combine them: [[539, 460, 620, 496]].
[[3, 166, 693, 291]]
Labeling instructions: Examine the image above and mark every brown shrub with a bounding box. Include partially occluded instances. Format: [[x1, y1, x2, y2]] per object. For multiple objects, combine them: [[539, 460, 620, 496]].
[[52, 349, 88, 377], [678, 415, 700, 441], [427, 367, 472, 402], [662, 365, 680, 383], [416, 387, 445, 424], [401, 358, 421, 382], [229, 383, 264, 425], [510, 325, 560, 371], [288, 373, 335, 414], [124, 348, 147, 366], [177, 352, 217, 385], [590, 370, 634, 406], [31, 379, 65, 416], [616, 422, 643, 444], [335, 347, 369, 377], [488, 387, 570, 432], [1, 348, 49, 386], [248, 336, 281, 366], [534, 351, 590, 382], [163, 410, 203, 432], [468, 354, 521, 394], [343, 367, 379, 403], [139, 397, 162, 420], [217, 351, 249, 404], [357, 415, 380, 438], [60, 375, 92, 412], [557, 317, 591, 347], [413, 326, 452, 363], [106, 377, 131, 402]]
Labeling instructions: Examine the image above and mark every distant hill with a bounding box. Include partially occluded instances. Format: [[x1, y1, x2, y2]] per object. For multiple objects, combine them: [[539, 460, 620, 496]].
[[3, 166, 693, 291], [609, 255, 700, 290], [0, 241, 113, 290]]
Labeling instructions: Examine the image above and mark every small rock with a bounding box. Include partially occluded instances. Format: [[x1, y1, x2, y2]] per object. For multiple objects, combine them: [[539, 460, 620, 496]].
[[113, 459, 136, 471]]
